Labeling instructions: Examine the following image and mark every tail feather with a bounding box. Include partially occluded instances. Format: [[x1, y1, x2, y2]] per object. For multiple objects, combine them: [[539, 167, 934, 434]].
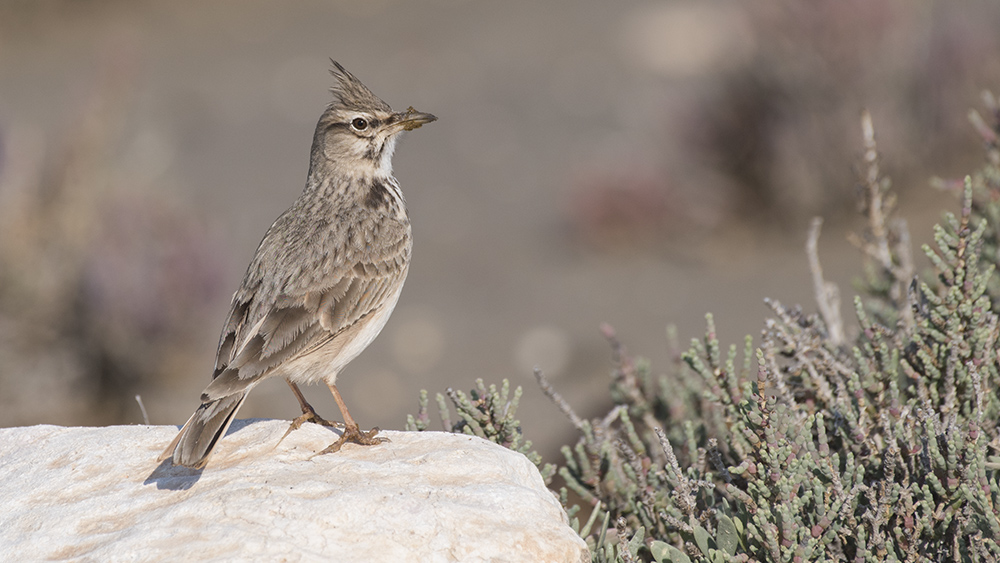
[[159, 391, 249, 469]]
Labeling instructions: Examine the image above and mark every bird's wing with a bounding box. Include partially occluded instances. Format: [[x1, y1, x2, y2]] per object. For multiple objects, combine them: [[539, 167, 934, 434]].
[[201, 211, 409, 401]]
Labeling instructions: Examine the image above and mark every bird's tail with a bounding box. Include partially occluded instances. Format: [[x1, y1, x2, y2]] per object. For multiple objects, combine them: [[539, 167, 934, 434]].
[[158, 391, 249, 469]]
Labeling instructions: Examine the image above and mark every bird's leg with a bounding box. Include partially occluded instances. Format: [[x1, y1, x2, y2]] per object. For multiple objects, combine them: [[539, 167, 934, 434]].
[[278, 381, 342, 445], [288, 380, 340, 427], [314, 381, 387, 456]]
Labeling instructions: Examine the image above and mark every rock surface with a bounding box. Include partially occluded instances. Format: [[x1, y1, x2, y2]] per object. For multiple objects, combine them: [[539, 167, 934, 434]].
[[0, 421, 588, 562]]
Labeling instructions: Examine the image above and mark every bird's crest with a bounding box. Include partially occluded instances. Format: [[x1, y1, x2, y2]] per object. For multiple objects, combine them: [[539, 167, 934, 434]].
[[328, 60, 391, 113]]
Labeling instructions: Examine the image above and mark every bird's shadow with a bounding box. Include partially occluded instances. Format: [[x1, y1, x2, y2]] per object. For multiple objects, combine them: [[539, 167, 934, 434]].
[[143, 418, 265, 490]]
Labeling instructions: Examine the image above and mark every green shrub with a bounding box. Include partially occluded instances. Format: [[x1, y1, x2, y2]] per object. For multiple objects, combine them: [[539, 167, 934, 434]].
[[409, 98, 1000, 562]]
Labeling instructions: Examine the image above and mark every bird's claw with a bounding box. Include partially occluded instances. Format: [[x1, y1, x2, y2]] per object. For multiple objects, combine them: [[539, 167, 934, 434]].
[[311, 425, 388, 457], [278, 408, 343, 445]]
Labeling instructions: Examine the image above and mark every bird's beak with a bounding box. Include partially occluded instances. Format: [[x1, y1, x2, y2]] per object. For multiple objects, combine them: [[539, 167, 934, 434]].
[[391, 107, 437, 131]]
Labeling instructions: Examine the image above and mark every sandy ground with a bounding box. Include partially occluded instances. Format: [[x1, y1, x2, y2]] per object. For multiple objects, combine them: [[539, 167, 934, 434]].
[[0, 1, 973, 458]]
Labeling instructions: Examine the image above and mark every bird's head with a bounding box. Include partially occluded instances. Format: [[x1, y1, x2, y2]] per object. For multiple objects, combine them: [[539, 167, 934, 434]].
[[309, 61, 436, 179]]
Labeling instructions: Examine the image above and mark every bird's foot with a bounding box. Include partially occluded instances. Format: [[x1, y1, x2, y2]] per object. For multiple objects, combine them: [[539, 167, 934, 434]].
[[313, 424, 388, 457], [278, 406, 342, 445]]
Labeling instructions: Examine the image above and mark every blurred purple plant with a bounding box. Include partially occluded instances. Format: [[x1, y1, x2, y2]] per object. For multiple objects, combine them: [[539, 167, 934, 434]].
[[566, 0, 1000, 251], [0, 59, 226, 425]]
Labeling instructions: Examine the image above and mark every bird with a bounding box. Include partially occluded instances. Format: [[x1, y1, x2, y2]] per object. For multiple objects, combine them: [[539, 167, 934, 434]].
[[159, 60, 435, 469]]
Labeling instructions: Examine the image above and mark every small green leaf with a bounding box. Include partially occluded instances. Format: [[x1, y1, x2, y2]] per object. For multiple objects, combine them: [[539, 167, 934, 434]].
[[627, 526, 645, 558], [693, 524, 712, 555], [595, 511, 611, 550], [579, 502, 603, 538], [650, 541, 692, 563], [716, 513, 739, 556]]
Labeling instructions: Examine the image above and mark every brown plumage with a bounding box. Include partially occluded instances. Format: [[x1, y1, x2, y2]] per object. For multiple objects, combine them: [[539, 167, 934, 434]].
[[159, 61, 435, 468]]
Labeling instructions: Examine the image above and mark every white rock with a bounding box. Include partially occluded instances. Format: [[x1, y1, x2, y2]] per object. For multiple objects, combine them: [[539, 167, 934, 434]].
[[0, 421, 589, 562]]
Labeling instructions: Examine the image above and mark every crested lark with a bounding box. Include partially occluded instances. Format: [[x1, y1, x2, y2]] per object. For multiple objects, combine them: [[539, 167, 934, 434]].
[[160, 61, 435, 468]]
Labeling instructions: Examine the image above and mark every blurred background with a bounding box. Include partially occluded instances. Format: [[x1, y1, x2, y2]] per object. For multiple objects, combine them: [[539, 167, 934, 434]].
[[2, 0, 999, 459]]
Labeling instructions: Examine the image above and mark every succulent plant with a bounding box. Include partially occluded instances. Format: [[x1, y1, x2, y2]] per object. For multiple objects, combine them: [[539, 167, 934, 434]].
[[409, 94, 1000, 561]]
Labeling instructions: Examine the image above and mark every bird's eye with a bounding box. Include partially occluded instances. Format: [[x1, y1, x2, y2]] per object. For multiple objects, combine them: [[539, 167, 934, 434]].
[[351, 117, 369, 131]]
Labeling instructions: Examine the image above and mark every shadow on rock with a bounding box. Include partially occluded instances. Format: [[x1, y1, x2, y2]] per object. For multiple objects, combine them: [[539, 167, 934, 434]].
[[143, 418, 266, 490]]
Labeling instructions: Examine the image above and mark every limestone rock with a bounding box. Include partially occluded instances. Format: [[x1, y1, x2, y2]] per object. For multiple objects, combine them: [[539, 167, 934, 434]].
[[0, 421, 588, 562]]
